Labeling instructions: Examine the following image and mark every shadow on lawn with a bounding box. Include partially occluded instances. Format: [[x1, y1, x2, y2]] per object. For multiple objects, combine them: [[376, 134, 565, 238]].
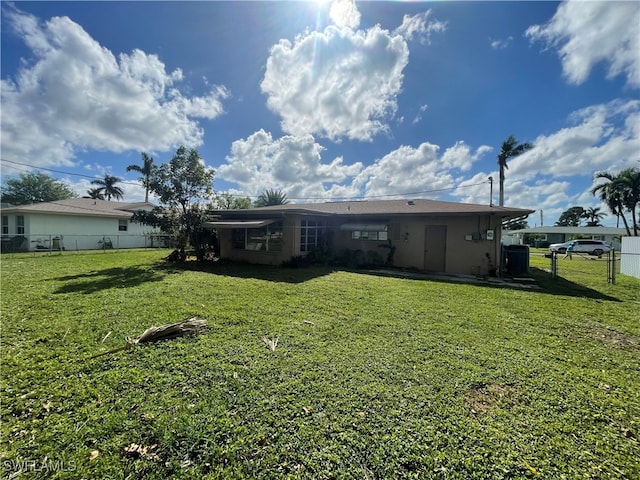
[[525, 267, 620, 301], [364, 267, 620, 302], [54, 265, 169, 294], [171, 260, 335, 284], [53, 261, 333, 293]]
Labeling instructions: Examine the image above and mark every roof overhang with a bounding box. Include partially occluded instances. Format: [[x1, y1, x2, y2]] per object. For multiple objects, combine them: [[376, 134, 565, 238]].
[[203, 219, 275, 229], [339, 223, 388, 232]]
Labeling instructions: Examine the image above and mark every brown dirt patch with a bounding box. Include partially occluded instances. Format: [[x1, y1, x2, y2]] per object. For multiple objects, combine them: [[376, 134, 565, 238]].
[[465, 383, 516, 415], [592, 327, 640, 349]]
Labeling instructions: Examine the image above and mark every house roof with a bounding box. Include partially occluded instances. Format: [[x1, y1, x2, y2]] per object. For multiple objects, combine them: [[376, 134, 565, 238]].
[[0, 199, 155, 218], [211, 199, 534, 219], [506, 226, 627, 235]]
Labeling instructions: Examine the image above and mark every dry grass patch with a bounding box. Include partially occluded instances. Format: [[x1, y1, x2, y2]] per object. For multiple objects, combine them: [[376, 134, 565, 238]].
[[591, 326, 640, 349], [465, 382, 517, 415]]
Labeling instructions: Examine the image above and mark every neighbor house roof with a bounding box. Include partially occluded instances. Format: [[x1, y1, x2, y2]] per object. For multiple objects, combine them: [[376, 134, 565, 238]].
[[210, 199, 534, 218], [0, 199, 155, 218], [507, 226, 627, 235]]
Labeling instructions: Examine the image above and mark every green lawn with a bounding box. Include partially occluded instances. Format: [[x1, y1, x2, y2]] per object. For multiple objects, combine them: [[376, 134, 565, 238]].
[[1, 250, 639, 479]]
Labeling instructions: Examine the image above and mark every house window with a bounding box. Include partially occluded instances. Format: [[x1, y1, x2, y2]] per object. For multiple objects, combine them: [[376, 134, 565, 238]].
[[232, 221, 283, 252], [300, 220, 324, 252], [119, 219, 128, 231], [2, 216, 8, 235], [16, 216, 25, 235], [352, 230, 387, 241]]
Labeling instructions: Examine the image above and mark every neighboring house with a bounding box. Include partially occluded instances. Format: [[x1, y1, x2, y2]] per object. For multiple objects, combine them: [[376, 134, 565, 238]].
[[205, 199, 534, 276], [504, 226, 626, 250], [0, 198, 163, 252]]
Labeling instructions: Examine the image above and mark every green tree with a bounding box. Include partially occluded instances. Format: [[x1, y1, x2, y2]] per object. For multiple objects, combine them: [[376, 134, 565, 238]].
[[91, 175, 124, 201], [582, 206, 606, 227], [555, 206, 585, 227], [497, 135, 533, 207], [254, 188, 289, 207], [213, 192, 252, 209], [0, 172, 77, 205], [132, 146, 215, 260], [84, 188, 105, 200], [591, 171, 632, 236], [126, 152, 155, 203], [616, 167, 640, 235]]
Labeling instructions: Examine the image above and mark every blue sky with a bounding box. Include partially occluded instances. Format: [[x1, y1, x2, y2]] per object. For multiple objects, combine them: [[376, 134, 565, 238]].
[[1, 0, 639, 226]]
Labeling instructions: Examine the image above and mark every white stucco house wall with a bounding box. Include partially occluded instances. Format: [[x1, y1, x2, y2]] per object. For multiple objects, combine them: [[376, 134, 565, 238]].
[[1, 198, 165, 252]]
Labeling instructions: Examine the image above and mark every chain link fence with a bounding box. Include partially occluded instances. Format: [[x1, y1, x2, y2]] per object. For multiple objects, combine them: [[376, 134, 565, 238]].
[[546, 249, 621, 284], [1, 233, 175, 253]]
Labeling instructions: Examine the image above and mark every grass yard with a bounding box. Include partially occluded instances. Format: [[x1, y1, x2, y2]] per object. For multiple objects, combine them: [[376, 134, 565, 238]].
[[1, 250, 639, 479]]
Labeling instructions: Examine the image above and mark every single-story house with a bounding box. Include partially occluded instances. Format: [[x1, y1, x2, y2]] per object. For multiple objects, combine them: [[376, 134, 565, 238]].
[[503, 226, 626, 250], [1, 198, 163, 252], [205, 199, 534, 276]]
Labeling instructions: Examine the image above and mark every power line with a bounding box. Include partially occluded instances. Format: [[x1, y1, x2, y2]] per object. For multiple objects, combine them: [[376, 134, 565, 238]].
[[0, 158, 142, 187], [1, 157, 490, 202]]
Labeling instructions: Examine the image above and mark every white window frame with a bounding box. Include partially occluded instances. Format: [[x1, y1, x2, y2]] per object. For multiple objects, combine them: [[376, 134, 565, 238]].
[[300, 220, 323, 252], [352, 230, 388, 241]]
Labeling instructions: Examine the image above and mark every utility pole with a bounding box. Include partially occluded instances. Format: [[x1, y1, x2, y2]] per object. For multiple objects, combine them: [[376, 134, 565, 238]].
[[540, 210, 543, 226], [488, 177, 493, 207]]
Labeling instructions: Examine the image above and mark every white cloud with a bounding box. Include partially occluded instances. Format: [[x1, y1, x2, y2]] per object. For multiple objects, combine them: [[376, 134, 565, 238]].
[[394, 10, 446, 45], [526, 0, 640, 87], [458, 99, 640, 221], [0, 7, 228, 172], [217, 129, 363, 200], [261, 24, 409, 142], [412, 104, 428, 125], [354, 141, 489, 199], [508, 99, 640, 179], [490, 36, 513, 50], [329, 0, 361, 30]]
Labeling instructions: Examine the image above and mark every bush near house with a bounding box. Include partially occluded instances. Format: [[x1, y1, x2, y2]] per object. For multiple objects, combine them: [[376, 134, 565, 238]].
[[1, 250, 639, 479]]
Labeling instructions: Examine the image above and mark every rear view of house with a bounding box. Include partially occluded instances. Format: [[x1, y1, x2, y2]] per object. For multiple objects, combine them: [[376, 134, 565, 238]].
[[205, 199, 534, 276]]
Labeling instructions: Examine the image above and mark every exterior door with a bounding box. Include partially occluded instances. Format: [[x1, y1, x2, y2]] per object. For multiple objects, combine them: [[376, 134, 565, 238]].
[[424, 225, 447, 272]]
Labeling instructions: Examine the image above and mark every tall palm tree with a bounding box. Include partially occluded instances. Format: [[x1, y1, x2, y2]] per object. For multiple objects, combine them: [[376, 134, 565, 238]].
[[91, 175, 124, 202], [616, 167, 640, 235], [582, 206, 606, 227], [591, 171, 632, 235], [497, 135, 533, 206], [85, 188, 105, 200], [254, 189, 289, 207], [126, 152, 155, 203]]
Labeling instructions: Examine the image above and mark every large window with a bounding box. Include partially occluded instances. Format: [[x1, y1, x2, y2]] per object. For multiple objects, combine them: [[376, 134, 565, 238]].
[[16, 216, 25, 235], [352, 230, 387, 241], [300, 220, 323, 252], [2, 216, 8, 235], [232, 221, 283, 252]]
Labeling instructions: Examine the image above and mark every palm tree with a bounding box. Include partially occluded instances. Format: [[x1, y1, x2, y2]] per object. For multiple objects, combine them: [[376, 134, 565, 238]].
[[591, 171, 632, 235], [85, 188, 105, 200], [582, 206, 606, 227], [497, 135, 533, 206], [91, 175, 124, 201], [616, 167, 640, 235], [126, 152, 155, 203], [254, 189, 289, 207]]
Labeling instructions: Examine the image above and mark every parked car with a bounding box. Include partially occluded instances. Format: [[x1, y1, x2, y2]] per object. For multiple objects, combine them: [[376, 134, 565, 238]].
[[549, 239, 611, 256]]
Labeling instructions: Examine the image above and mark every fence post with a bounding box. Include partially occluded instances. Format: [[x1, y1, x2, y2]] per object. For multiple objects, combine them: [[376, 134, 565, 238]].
[[608, 249, 616, 284], [551, 251, 557, 279]]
